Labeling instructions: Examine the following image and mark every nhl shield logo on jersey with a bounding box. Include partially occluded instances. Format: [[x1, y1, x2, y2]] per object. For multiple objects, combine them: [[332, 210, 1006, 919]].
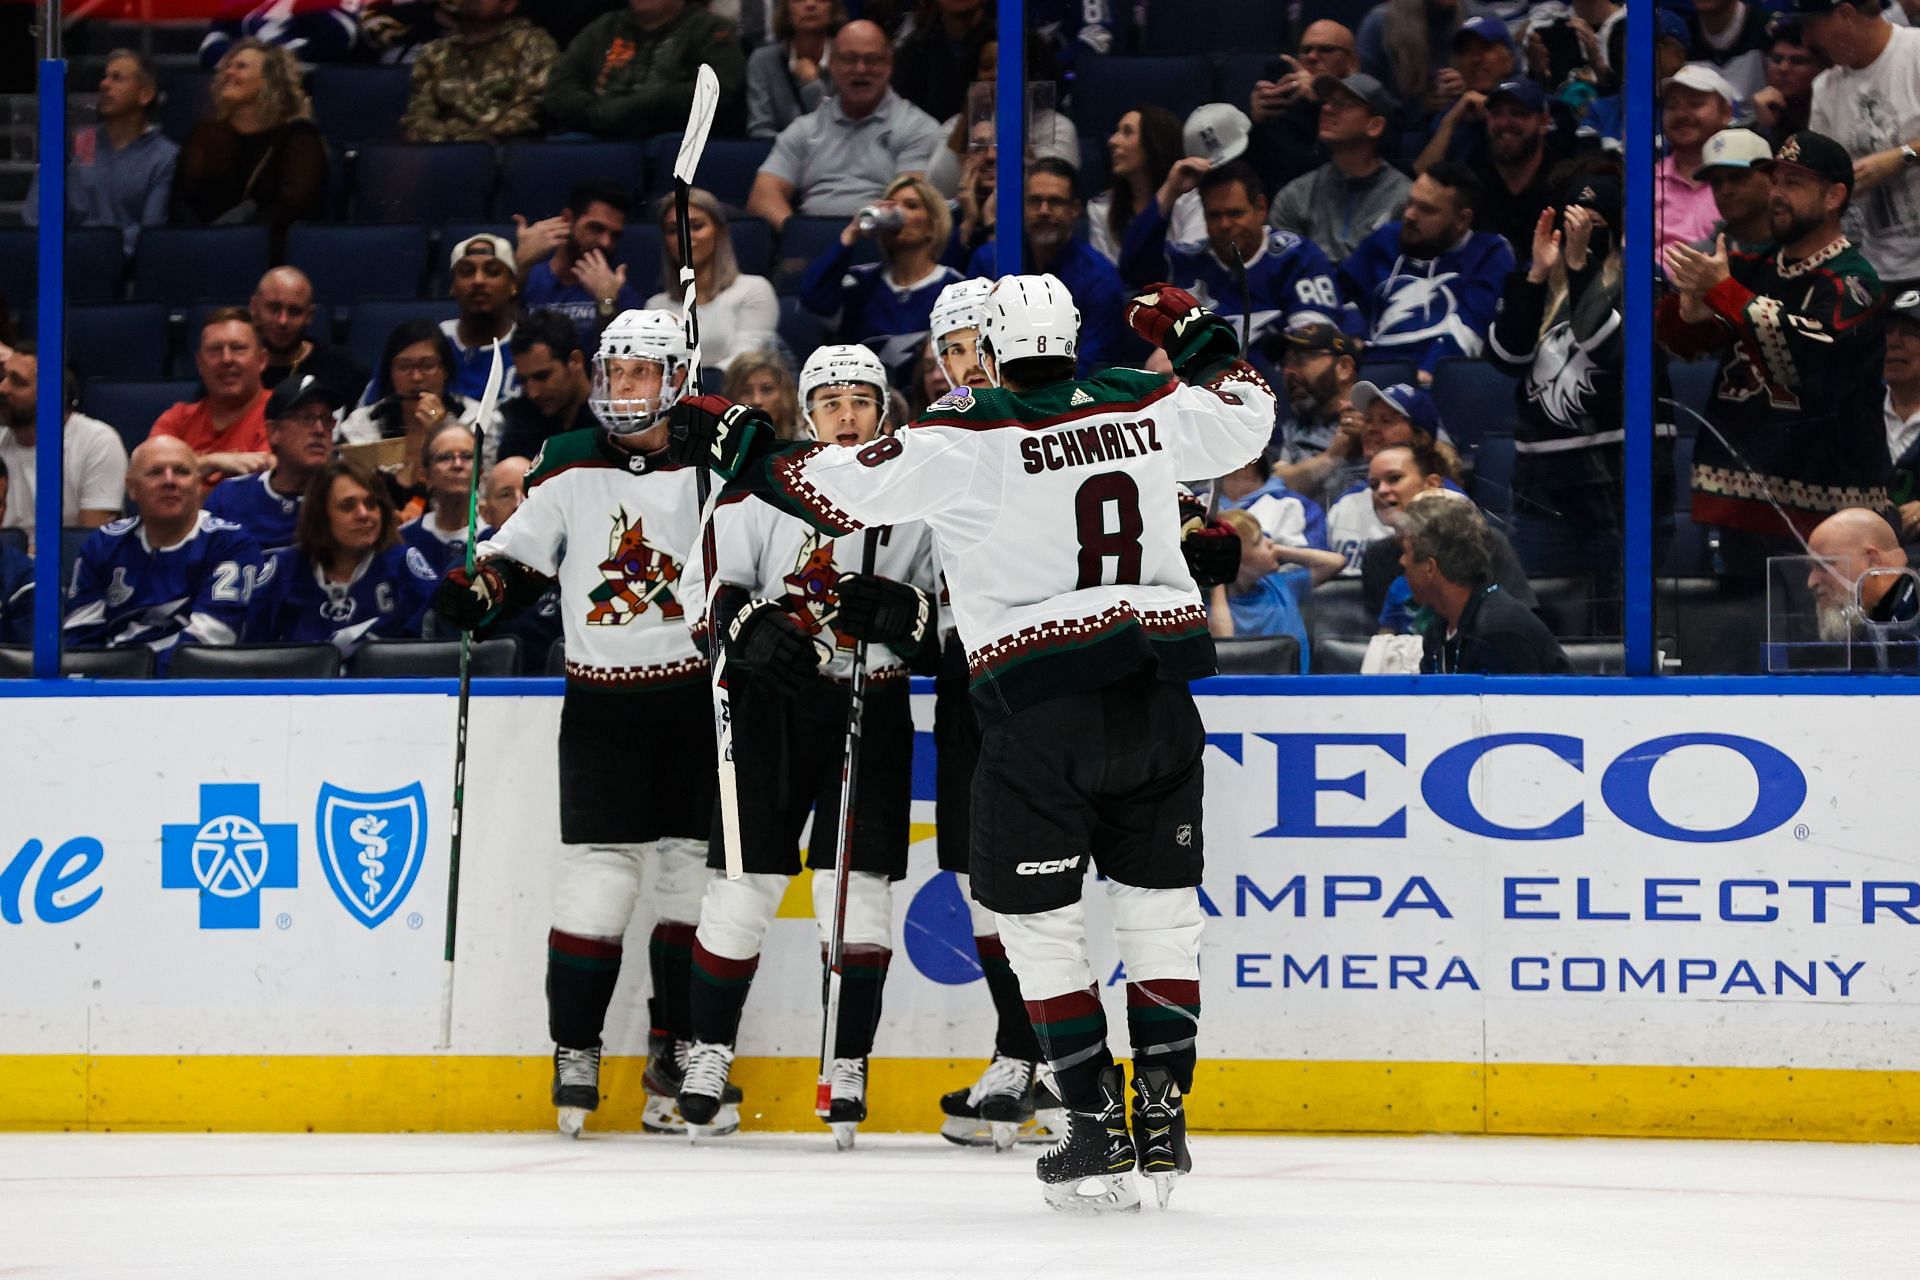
[[316, 781, 428, 930], [781, 539, 852, 651], [587, 508, 684, 624]]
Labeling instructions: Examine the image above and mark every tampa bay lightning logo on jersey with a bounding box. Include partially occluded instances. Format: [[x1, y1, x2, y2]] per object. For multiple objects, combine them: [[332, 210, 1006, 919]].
[[1373, 271, 1478, 353], [316, 781, 428, 929]]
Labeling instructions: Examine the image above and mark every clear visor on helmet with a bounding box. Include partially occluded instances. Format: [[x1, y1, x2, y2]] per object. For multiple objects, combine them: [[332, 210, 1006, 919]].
[[805, 382, 888, 444], [935, 328, 983, 391], [591, 353, 684, 432]]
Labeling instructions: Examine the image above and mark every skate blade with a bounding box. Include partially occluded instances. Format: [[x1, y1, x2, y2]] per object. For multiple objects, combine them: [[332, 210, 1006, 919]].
[[556, 1107, 587, 1138], [989, 1120, 1019, 1153], [1042, 1174, 1141, 1214], [830, 1121, 858, 1151], [940, 1115, 1057, 1148], [1148, 1170, 1183, 1209]]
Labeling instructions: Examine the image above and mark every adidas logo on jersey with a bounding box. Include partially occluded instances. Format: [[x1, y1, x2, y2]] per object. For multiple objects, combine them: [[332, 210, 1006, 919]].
[[1015, 856, 1083, 876], [1070, 388, 1094, 406]]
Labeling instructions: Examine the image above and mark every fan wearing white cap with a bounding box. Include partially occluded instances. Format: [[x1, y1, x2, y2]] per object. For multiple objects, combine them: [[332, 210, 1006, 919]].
[[671, 340, 938, 1150], [1659, 64, 1739, 251], [666, 275, 1275, 1212], [434, 302, 722, 1141], [1693, 127, 1776, 251]]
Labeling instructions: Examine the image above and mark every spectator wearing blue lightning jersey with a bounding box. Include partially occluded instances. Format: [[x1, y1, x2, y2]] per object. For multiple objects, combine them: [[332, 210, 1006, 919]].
[[202, 374, 341, 555], [399, 421, 486, 575], [64, 435, 263, 670], [0, 458, 33, 645], [246, 459, 439, 657], [1118, 159, 1349, 352]]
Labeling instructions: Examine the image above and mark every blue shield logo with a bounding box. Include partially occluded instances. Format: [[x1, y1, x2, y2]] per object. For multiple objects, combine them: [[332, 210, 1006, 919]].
[[316, 782, 428, 929]]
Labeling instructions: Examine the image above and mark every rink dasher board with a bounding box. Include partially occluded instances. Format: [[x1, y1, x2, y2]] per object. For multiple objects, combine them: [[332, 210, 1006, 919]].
[[1, 681, 1917, 1142]]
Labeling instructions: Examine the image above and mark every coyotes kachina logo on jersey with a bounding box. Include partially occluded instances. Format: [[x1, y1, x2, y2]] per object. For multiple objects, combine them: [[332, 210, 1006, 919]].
[[586, 509, 684, 625], [780, 537, 852, 650]]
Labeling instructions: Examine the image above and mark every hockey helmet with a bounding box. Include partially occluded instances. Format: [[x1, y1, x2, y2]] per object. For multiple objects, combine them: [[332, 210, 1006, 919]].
[[800, 343, 891, 441], [929, 277, 994, 346], [591, 308, 691, 432], [979, 273, 1080, 385]]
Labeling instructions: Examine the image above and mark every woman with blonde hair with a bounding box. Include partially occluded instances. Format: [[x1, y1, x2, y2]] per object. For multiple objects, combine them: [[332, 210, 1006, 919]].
[[647, 186, 781, 372], [798, 172, 962, 385], [722, 349, 804, 440], [171, 36, 328, 257]]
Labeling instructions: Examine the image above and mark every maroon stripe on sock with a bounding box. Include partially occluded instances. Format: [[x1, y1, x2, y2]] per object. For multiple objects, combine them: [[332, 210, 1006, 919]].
[[973, 933, 1007, 962], [1127, 978, 1200, 1008], [651, 920, 697, 946], [692, 939, 761, 980], [548, 928, 622, 961], [1025, 985, 1101, 1023]]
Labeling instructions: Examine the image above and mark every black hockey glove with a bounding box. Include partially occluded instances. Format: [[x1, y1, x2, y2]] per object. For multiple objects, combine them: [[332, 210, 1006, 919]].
[[434, 561, 507, 631], [835, 573, 934, 648], [725, 599, 821, 697], [667, 393, 778, 479], [1181, 521, 1242, 588]]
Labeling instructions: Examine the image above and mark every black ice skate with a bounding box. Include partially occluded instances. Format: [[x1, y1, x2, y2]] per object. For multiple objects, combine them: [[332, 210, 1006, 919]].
[[677, 1040, 738, 1142], [643, 1034, 742, 1136], [1130, 1065, 1192, 1208], [938, 1054, 1057, 1151], [1035, 1064, 1140, 1213], [825, 1057, 867, 1151], [551, 1044, 601, 1138]]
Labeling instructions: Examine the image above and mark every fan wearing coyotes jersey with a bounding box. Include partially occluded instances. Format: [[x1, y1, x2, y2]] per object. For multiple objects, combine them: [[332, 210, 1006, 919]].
[[670, 275, 1275, 1213], [673, 344, 940, 1147], [432, 309, 726, 1139]]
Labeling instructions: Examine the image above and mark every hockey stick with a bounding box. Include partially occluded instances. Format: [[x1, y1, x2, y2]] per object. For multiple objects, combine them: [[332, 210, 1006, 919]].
[[673, 65, 745, 880], [816, 525, 881, 1131], [438, 336, 505, 1050]]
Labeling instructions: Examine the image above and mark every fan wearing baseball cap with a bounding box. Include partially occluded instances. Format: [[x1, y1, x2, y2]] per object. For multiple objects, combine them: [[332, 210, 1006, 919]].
[[1659, 130, 1890, 593], [1693, 127, 1777, 250], [1801, 0, 1920, 289], [1657, 64, 1740, 254], [444, 232, 522, 403], [1405, 17, 1519, 164]]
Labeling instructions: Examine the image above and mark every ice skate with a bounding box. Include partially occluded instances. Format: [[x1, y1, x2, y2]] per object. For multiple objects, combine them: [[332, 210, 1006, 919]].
[[677, 1040, 737, 1141], [551, 1044, 601, 1138], [1036, 1065, 1140, 1213], [938, 1054, 1052, 1151], [1131, 1065, 1192, 1208], [643, 1034, 742, 1136], [826, 1056, 867, 1151]]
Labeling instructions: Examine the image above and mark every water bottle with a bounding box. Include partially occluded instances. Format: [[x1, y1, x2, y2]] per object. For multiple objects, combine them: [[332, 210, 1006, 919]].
[[856, 204, 906, 234]]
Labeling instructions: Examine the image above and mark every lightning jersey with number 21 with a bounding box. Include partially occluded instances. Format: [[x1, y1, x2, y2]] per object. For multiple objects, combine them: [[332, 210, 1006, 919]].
[[726, 358, 1276, 720], [63, 510, 263, 668]]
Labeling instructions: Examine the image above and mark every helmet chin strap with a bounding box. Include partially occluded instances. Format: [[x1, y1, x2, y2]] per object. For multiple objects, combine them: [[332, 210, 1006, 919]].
[[981, 342, 1002, 389]]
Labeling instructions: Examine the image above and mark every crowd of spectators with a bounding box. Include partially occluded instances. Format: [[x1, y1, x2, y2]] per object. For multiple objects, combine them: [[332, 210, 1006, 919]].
[[10, 0, 1920, 676]]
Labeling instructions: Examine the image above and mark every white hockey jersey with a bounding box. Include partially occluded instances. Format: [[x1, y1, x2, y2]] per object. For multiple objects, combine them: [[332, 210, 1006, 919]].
[[475, 428, 706, 687], [679, 496, 939, 682], [729, 362, 1276, 718]]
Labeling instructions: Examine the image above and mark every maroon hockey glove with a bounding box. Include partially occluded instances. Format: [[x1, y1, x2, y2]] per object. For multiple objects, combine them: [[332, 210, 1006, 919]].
[[1126, 283, 1206, 349], [434, 561, 507, 631], [1181, 522, 1243, 589]]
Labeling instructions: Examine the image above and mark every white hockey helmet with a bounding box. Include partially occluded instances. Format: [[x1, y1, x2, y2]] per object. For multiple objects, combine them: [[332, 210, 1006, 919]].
[[979, 273, 1080, 384], [928, 277, 994, 347], [591, 308, 691, 431], [799, 343, 891, 435]]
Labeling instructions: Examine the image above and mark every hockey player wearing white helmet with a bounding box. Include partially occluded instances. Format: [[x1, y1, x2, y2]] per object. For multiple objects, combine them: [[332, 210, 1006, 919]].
[[673, 343, 940, 1148], [434, 309, 734, 1138], [670, 276, 1276, 1211]]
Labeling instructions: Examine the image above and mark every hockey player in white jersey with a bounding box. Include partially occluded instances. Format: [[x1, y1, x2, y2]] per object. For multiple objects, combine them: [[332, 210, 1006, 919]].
[[669, 276, 1275, 1210], [673, 343, 940, 1148], [432, 309, 736, 1137]]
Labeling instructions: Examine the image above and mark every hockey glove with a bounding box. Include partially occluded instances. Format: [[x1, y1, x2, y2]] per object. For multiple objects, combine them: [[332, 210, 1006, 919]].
[[434, 561, 508, 631], [1181, 521, 1242, 588], [667, 394, 777, 480], [1127, 283, 1243, 379], [726, 599, 821, 697], [835, 573, 934, 648]]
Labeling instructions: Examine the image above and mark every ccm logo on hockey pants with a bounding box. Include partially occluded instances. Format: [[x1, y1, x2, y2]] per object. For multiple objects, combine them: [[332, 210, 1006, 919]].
[[1015, 856, 1084, 876]]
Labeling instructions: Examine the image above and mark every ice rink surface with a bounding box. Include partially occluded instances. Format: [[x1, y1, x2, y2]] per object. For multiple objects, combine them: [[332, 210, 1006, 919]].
[[4, 1130, 1917, 1279]]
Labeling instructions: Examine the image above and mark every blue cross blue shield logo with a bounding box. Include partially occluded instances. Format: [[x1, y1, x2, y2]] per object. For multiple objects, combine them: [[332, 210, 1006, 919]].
[[161, 783, 298, 929], [316, 782, 428, 929]]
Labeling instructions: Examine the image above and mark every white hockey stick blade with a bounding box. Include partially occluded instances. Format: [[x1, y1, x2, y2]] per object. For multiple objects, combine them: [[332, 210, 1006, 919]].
[[673, 65, 722, 186]]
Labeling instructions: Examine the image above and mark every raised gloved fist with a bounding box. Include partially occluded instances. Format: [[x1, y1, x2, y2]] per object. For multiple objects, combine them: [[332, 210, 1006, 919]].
[[434, 561, 507, 630], [725, 598, 821, 696], [1126, 283, 1206, 349], [667, 394, 775, 478], [835, 573, 933, 647], [1181, 521, 1243, 588]]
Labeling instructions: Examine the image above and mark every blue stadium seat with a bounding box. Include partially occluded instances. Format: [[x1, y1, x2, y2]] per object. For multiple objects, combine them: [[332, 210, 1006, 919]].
[[619, 224, 666, 299], [1355, 357, 1415, 389], [287, 223, 431, 308], [1666, 357, 1717, 436], [778, 294, 828, 361], [1143, 0, 1288, 55], [67, 303, 169, 380], [1299, 0, 1378, 32], [1212, 53, 1272, 117], [1427, 357, 1517, 454], [0, 227, 123, 314], [644, 134, 776, 209], [307, 65, 415, 148], [159, 71, 211, 144], [730, 216, 773, 275], [1468, 431, 1515, 516], [132, 226, 270, 307], [345, 299, 459, 374], [496, 142, 645, 222], [772, 217, 877, 295], [1076, 134, 1109, 201], [352, 142, 495, 226], [78, 379, 201, 453], [1069, 55, 1214, 138]]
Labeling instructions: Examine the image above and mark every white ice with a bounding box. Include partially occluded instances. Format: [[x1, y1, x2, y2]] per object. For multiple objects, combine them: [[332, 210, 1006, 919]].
[[3, 1131, 1917, 1278]]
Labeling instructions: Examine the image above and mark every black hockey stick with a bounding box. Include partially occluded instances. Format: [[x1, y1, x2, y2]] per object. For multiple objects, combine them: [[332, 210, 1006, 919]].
[[816, 525, 881, 1137], [672, 65, 745, 879], [438, 337, 505, 1049]]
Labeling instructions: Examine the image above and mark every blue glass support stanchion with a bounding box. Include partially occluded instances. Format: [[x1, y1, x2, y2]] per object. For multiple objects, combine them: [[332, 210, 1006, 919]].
[[32, 55, 67, 679], [1623, 3, 1654, 674], [994, 0, 1025, 278]]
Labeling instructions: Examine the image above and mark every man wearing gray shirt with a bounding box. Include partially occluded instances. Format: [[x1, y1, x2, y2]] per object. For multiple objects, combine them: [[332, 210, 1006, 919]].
[[24, 50, 176, 256], [747, 19, 944, 232], [1269, 73, 1409, 263]]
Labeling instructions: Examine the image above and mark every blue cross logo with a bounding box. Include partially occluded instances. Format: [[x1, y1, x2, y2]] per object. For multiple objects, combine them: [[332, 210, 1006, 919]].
[[161, 783, 298, 929]]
